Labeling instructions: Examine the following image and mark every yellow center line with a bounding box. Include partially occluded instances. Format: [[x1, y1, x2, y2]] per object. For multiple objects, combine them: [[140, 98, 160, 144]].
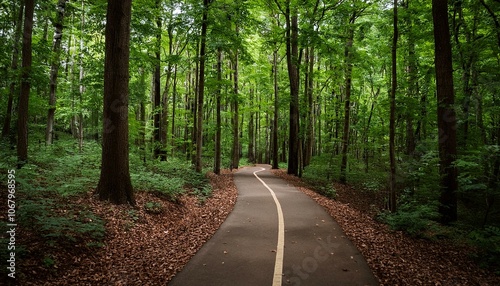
[[254, 167, 284, 286]]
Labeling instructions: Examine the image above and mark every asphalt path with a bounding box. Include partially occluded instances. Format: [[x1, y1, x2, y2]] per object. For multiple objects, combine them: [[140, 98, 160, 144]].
[[169, 165, 378, 286]]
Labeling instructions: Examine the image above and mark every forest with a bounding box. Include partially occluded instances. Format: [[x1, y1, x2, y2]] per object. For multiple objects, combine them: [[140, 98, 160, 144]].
[[1, 0, 500, 284]]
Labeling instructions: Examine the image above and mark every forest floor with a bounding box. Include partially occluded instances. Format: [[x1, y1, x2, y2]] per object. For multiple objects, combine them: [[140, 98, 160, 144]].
[[9, 170, 238, 285], [6, 167, 500, 285]]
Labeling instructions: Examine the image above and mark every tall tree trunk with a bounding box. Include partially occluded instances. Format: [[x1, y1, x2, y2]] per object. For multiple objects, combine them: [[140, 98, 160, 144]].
[[78, 0, 85, 151], [96, 0, 134, 205], [231, 30, 240, 170], [17, 0, 35, 167], [171, 63, 178, 157], [272, 49, 279, 169], [432, 0, 458, 224], [286, 3, 300, 176], [2, 2, 24, 138], [303, 46, 314, 168], [404, 0, 417, 155], [389, 0, 398, 213], [45, 0, 66, 145], [339, 22, 355, 184], [195, 0, 210, 173], [153, 0, 162, 159], [214, 48, 222, 174], [248, 87, 256, 164]]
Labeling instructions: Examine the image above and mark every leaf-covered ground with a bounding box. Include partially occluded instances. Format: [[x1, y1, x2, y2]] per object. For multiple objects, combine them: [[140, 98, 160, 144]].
[[12, 170, 238, 285], [272, 169, 500, 286]]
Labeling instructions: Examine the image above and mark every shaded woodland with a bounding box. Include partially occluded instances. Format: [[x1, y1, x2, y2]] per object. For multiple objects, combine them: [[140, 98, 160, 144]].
[[1, 0, 500, 282]]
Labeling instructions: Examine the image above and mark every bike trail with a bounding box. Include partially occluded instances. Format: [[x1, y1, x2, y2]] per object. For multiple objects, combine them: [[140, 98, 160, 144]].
[[169, 165, 379, 285]]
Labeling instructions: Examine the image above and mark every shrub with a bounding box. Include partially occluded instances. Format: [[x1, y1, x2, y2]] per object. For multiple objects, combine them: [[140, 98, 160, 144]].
[[469, 226, 500, 274], [378, 203, 439, 237]]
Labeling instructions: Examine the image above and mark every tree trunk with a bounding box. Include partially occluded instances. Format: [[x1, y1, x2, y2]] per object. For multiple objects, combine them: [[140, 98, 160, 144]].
[[153, 0, 162, 159], [17, 0, 35, 167], [339, 23, 355, 184], [231, 31, 240, 170], [272, 49, 279, 169], [432, 0, 458, 224], [96, 0, 135, 205], [195, 0, 210, 173], [214, 48, 222, 174], [2, 2, 24, 139], [171, 63, 178, 157], [45, 0, 66, 145], [78, 0, 85, 151], [388, 0, 398, 213], [286, 4, 300, 176], [248, 87, 256, 164]]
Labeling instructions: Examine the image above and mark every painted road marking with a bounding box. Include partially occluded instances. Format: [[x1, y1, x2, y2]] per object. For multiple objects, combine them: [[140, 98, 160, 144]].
[[254, 167, 285, 286]]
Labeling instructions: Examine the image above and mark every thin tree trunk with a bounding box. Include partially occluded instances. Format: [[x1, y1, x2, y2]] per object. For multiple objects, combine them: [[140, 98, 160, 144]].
[[46, 0, 67, 145], [432, 0, 458, 224], [286, 3, 300, 176], [389, 0, 398, 213], [171, 63, 178, 157], [2, 2, 24, 138], [153, 0, 162, 159], [339, 23, 355, 184], [248, 87, 256, 164], [78, 0, 85, 151], [195, 0, 210, 173], [231, 29, 240, 169], [17, 0, 35, 167], [96, 0, 135, 205], [214, 48, 222, 174], [304, 46, 315, 167], [272, 49, 279, 169]]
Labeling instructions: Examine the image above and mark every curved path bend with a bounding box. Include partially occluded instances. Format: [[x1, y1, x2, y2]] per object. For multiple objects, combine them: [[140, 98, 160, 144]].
[[169, 165, 378, 286]]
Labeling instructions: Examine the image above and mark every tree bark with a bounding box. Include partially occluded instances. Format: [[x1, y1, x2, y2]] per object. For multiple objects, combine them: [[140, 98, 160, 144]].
[[248, 87, 256, 164], [96, 0, 135, 205], [195, 0, 210, 173], [231, 26, 240, 169], [286, 3, 300, 176], [272, 49, 279, 169], [153, 0, 162, 159], [389, 0, 398, 213], [339, 22, 355, 184], [17, 0, 35, 167], [2, 2, 24, 139], [432, 0, 458, 224], [214, 48, 222, 174]]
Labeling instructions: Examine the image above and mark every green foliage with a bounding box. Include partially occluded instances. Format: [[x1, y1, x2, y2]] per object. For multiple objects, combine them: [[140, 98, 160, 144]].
[[302, 155, 337, 199], [144, 201, 164, 214], [17, 199, 105, 246], [468, 226, 500, 273], [43, 255, 56, 268], [378, 203, 440, 238]]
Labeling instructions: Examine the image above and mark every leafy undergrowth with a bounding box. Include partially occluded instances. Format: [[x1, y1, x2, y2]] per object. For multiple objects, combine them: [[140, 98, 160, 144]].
[[5, 169, 237, 285], [272, 169, 500, 286]]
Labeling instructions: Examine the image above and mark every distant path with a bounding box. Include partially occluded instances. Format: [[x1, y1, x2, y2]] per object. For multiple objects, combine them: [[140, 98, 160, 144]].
[[169, 165, 378, 285]]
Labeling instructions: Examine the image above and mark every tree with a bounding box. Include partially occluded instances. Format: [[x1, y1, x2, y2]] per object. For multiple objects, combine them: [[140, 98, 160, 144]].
[[231, 25, 240, 170], [388, 0, 398, 212], [283, 0, 300, 176], [214, 47, 222, 174], [432, 0, 458, 223], [195, 0, 211, 173], [96, 0, 135, 205], [2, 2, 24, 139], [46, 0, 68, 145], [339, 15, 355, 184], [17, 0, 35, 167], [153, 0, 162, 159]]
